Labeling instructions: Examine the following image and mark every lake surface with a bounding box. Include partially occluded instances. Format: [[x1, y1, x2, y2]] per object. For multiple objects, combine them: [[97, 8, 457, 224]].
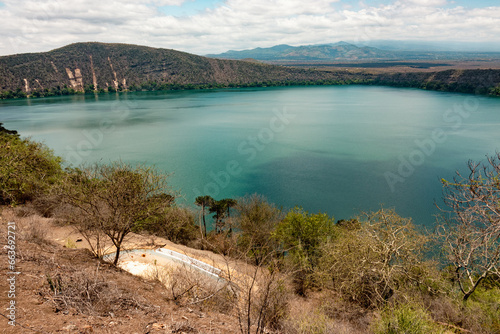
[[1, 86, 499, 227]]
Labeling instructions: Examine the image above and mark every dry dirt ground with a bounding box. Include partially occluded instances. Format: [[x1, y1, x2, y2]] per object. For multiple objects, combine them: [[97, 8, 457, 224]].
[[0, 208, 242, 334]]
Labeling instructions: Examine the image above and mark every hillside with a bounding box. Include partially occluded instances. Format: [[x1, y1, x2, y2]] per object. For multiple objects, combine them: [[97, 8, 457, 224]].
[[0, 210, 241, 334], [0, 42, 361, 96], [1, 42, 500, 98]]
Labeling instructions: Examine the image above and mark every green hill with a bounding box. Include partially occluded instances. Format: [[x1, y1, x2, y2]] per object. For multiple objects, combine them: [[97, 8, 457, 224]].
[[1, 42, 499, 98], [0, 42, 363, 97]]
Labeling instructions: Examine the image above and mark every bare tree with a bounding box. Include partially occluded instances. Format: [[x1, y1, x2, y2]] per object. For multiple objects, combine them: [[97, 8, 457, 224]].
[[58, 162, 174, 265], [439, 153, 500, 301], [223, 239, 289, 334]]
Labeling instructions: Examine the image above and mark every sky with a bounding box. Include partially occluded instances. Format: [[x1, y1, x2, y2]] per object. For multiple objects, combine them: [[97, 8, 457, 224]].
[[0, 0, 499, 56]]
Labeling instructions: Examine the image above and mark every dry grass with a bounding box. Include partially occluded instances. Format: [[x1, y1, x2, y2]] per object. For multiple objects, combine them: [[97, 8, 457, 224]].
[[146, 261, 236, 314], [282, 292, 370, 334], [1, 210, 54, 246]]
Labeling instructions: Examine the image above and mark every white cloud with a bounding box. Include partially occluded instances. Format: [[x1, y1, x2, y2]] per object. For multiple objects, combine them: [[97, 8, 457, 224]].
[[403, 0, 447, 6], [0, 0, 499, 56]]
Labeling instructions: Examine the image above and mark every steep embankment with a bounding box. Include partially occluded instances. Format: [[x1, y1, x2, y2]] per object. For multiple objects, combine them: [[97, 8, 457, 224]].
[[0, 42, 363, 97]]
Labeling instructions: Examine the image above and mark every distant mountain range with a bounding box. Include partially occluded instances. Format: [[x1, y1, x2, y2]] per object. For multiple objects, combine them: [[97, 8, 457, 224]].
[[207, 41, 500, 62]]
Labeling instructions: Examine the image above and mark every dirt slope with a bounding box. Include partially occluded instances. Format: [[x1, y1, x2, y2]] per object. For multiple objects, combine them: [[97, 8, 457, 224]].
[[0, 208, 240, 334]]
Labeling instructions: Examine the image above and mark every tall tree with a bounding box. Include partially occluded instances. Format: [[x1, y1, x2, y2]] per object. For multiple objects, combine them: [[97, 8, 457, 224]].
[[209, 200, 227, 234], [220, 198, 237, 232], [317, 208, 428, 307], [58, 162, 173, 265], [195, 195, 214, 237]]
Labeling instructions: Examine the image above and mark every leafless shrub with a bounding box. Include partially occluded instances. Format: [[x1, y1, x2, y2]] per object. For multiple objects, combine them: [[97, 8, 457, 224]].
[[320, 294, 373, 332], [11, 204, 39, 217], [170, 320, 198, 333], [422, 295, 462, 328], [151, 262, 236, 314], [17, 215, 51, 245], [438, 153, 500, 300], [224, 251, 290, 334], [204, 231, 239, 256], [42, 264, 151, 316], [29, 194, 62, 218]]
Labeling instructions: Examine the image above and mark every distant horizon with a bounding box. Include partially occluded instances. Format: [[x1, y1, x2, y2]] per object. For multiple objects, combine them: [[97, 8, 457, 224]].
[[0, 0, 499, 57], [2, 39, 500, 59]]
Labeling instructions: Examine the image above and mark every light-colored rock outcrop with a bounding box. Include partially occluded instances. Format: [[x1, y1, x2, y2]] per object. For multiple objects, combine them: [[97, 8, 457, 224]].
[[65, 67, 84, 92]]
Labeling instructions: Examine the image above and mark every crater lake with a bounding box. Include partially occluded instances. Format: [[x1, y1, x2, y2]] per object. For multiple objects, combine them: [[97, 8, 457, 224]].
[[2, 85, 499, 227]]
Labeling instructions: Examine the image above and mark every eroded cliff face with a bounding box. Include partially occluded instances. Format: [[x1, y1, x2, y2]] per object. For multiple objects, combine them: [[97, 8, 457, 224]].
[[108, 57, 119, 90], [65, 68, 85, 92], [0, 43, 134, 95], [58, 56, 126, 93], [89, 55, 98, 91], [23, 78, 30, 94]]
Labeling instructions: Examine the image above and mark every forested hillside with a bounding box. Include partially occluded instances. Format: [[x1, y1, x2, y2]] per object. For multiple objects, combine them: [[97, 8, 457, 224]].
[[0, 42, 364, 97]]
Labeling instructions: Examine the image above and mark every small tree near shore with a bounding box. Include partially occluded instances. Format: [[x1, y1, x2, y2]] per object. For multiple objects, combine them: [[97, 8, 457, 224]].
[[58, 162, 173, 265]]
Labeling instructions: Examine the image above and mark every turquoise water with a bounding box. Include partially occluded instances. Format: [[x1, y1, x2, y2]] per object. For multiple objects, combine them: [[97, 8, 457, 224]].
[[1, 86, 499, 227]]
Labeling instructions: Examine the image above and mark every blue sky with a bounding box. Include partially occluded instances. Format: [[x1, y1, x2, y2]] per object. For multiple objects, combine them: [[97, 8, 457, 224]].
[[360, 0, 498, 7], [0, 0, 499, 56], [159, 0, 220, 16], [160, 0, 500, 14]]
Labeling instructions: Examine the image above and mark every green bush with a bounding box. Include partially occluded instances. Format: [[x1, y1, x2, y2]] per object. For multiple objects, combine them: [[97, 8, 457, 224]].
[[134, 206, 199, 246], [374, 303, 445, 334], [234, 194, 283, 265], [0, 130, 63, 205], [462, 286, 500, 333], [274, 207, 337, 295], [287, 308, 331, 334], [316, 208, 429, 307]]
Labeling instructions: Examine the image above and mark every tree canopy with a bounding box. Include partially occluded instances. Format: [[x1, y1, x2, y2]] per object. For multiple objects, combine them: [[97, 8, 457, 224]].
[[57, 162, 174, 265]]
